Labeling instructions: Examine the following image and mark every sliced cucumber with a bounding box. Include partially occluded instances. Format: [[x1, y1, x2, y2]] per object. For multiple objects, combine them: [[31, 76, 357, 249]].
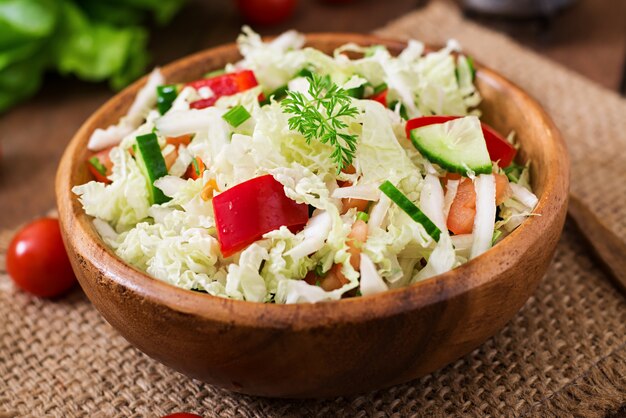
[[379, 180, 441, 242], [134, 133, 170, 205], [410, 116, 491, 176]]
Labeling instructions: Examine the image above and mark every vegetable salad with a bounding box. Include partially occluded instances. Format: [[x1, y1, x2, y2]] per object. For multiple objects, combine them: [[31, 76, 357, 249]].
[[73, 29, 538, 304]]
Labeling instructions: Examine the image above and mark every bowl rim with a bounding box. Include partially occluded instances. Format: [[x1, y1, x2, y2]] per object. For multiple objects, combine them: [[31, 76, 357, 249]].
[[56, 32, 569, 330]]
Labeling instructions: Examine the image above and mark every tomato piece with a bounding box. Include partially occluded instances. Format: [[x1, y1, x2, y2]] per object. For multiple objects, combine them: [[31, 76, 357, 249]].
[[304, 270, 318, 286], [185, 157, 206, 180], [342, 198, 370, 213], [6, 218, 76, 298], [405, 116, 517, 167], [166, 134, 192, 148], [446, 174, 511, 235], [447, 177, 476, 235], [188, 70, 259, 109], [213, 175, 309, 257], [347, 219, 368, 270], [318, 264, 350, 291], [236, 0, 297, 25], [86, 147, 114, 184], [369, 89, 388, 107]]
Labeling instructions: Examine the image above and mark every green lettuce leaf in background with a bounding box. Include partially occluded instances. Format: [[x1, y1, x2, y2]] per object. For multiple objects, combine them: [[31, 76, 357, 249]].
[[0, 0, 185, 113]]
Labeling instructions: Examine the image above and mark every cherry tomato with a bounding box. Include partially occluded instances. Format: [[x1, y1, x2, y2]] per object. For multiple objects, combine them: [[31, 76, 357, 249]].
[[6, 218, 76, 298], [161, 414, 203, 418], [236, 0, 297, 25]]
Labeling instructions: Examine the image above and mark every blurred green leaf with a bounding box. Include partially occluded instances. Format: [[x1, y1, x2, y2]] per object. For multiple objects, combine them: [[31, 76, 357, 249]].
[[0, 0, 59, 48], [105, 0, 186, 25], [0, 53, 46, 112], [78, 0, 185, 26], [0, 41, 44, 70], [52, 1, 149, 88], [0, 0, 186, 113]]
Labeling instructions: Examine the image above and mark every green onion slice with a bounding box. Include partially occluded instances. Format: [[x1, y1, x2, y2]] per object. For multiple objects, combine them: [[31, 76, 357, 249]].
[[222, 105, 251, 127], [156, 84, 179, 115], [356, 211, 369, 223], [88, 156, 107, 176], [192, 158, 201, 176], [379, 180, 441, 241]]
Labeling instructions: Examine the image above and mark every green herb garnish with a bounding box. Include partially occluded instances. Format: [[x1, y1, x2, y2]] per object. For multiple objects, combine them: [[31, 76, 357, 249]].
[[281, 74, 360, 172]]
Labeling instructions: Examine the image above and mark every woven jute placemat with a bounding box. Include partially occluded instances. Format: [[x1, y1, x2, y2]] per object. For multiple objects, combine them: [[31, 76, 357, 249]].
[[2, 2, 625, 417]]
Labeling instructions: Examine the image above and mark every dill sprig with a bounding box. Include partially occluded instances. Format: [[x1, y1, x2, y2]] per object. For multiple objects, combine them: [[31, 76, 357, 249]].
[[281, 74, 360, 172]]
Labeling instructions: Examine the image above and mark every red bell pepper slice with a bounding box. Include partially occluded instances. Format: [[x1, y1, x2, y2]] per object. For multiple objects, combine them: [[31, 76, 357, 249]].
[[86, 147, 114, 184], [213, 175, 309, 257], [405, 115, 517, 167], [188, 70, 260, 110], [369, 88, 388, 107]]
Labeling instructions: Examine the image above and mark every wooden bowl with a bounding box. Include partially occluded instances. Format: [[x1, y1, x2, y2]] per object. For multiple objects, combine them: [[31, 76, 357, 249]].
[[56, 33, 569, 398]]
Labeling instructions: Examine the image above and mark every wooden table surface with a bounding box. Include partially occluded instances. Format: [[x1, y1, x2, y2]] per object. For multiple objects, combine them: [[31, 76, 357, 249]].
[[0, 0, 624, 229]]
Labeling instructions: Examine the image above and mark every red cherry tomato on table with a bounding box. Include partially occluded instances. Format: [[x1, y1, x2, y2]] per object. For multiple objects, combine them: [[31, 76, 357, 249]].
[[236, 0, 297, 25], [6, 218, 76, 298]]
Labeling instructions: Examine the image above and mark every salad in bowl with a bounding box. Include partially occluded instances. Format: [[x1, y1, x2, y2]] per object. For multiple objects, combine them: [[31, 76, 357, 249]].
[[73, 29, 538, 304]]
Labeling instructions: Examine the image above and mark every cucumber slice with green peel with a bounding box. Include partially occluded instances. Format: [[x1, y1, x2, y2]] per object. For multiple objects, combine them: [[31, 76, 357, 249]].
[[410, 116, 492, 176], [134, 133, 170, 205], [379, 180, 441, 242]]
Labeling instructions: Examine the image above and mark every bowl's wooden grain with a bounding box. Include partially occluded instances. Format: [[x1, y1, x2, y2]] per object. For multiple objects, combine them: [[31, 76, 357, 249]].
[[56, 33, 569, 398]]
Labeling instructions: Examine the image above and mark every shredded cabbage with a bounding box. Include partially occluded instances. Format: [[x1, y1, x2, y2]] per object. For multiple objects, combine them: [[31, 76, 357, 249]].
[[73, 28, 536, 303]]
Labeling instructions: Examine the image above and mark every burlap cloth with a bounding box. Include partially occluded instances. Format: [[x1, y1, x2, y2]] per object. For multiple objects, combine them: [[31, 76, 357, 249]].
[[1, 2, 625, 416]]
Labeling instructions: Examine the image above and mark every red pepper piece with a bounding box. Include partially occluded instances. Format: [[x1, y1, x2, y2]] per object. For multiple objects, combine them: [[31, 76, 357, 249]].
[[213, 175, 309, 257], [480, 122, 517, 168], [188, 70, 259, 110], [369, 88, 388, 107], [405, 115, 517, 168]]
